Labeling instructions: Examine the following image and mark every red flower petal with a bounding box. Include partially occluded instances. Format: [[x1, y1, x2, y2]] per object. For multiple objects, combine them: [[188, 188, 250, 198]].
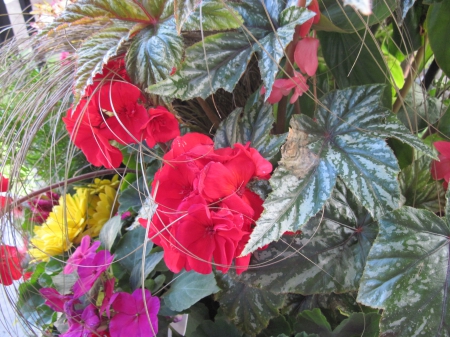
[[294, 37, 320, 77]]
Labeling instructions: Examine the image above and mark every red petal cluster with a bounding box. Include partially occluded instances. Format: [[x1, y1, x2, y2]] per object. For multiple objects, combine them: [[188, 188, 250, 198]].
[[139, 133, 272, 275], [262, 0, 321, 104], [63, 58, 179, 168], [0, 245, 24, 285], [431, 141, 450, 189]]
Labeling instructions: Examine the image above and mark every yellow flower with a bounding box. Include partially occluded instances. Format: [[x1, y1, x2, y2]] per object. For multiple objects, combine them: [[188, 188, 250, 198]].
[[29, 188, 89, 261], [84, 175, 120, 195], [75, 185, 119, 242]]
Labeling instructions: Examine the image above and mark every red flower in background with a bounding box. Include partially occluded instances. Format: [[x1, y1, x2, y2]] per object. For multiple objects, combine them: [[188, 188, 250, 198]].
[[431, 141, 450, 189], [64, 58, 179, 168], [0, 174, 8, 192], [0, 245, 24, 285], [139, 133, 271, 275], [296, 0, 321, 38], [28, 192, 59, 224]]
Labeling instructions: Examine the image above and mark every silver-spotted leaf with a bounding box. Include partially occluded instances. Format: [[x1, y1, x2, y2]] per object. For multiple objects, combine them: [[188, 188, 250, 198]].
[[148, 31, 254, 100], [243, 85, 401, 254], [125, 19, 183, 89], [215, 271, 286, 335], [399, 156, 445, 212], [214, 93, 287, 160], [239, 181, 376, 294], [75, 20, 135, 101], [182, 0, 244, 32], [357, 205, 450, 336]]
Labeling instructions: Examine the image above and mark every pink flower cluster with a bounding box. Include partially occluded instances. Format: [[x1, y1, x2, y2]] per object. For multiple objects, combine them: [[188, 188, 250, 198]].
[[431, 141, 450, 189], [40, 236, 160, 337], [139, 133, 272, 275], [262, 0, 321, 104], [63, 58, 179, 168]]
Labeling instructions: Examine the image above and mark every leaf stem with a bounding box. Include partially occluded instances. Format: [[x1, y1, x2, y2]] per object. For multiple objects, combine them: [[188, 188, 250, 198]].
[[196, 97, 221, 129], [393, 43, 426, 113], [275, 41, 296, 134]]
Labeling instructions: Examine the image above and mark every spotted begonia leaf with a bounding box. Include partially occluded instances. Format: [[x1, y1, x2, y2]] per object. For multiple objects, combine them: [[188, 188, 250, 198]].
[[238, 181, 377, 295], [357, 202, 450, 336], [215, 271, 286, 335], [148, 2, 314, 100], [243, 85, 402, 254]]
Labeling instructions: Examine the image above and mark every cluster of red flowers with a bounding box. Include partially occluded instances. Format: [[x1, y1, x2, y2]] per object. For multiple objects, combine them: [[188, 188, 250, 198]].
[[139, 133, 272, 275], [63, 58, 179, 168], [431, 141, 450, 189], [262, 0, 321, 104]]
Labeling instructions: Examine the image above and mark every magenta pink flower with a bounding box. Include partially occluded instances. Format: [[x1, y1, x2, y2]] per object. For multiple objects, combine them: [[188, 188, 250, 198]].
[[64, 236, 101, 275], [294, 37, 320, 77], [110, 289, 160, 337], [62, 304, 100, 337], [99, 278, 115, 318], [39, 288, 72, 312], [72, 251, 114, 298]]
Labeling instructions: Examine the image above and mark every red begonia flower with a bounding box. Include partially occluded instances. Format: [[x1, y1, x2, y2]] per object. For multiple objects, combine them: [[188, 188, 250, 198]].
[[110, 289, 160, 337], [175, 203, 245, 274], [0, 245, 23, 285], [0, 174, 8, 192], [142, 106, 180, 148], [296, 0, 321, 38], [98, 81, 150, 145], [86, 58, 131, 96], [63, 99, 123, 168], [294, 37, 320, 77], [431, 141, 450, 189], [262, 72, 309, 104]]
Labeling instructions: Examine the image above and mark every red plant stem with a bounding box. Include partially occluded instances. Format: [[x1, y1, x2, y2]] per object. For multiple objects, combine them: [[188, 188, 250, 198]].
[[275, 37, 298, 134], [196, 97, 221, 129], [12, 168, 129, 208]]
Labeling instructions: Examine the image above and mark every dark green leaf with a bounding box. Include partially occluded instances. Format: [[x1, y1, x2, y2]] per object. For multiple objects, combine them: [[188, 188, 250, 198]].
[[399, 156, 445, 212], [397, 83, 444, 133], [257, 315, 292, 337], [400, 0, 417, 21], [45, 258, 63, 275], [393, 3, 422, 52], [163, 271, 220, 312], [130, 251, 164, 290], [114, 226, 153, 272], [294, 309, 380, 337], [193, 318, 243, 337], [99, 215, 123, 251], [214, 92, 287, 160], [184, 303, 210, 336], [118, 176, 147, 214], [317, 0, 396, 32], [428, 1, 450, 78], [357, 205, 450, 336], [182, 0, 244, 31], [243, 85, 400, 254], [317, 31, 390, 106], [215, 271, 286, 335], [240, 181, 376, 294], [126, 19, 184, 89], [437, 105, 450, 138]]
